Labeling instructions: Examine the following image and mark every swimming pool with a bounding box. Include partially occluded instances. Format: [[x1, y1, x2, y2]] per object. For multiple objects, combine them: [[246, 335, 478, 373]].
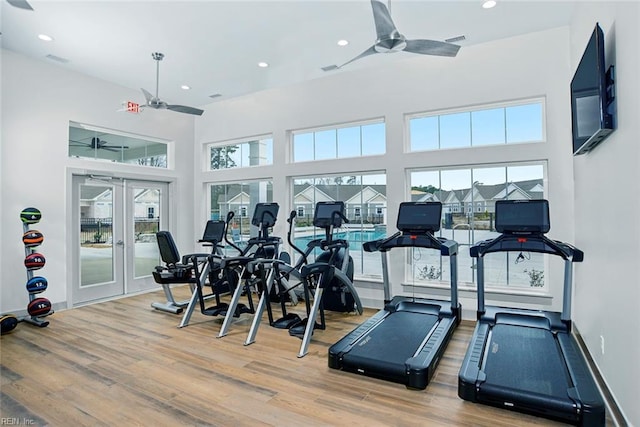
[[294, 229, 387, 250]]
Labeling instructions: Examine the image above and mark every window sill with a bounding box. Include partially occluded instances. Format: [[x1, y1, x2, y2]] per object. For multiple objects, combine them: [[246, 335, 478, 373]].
[[402, 281, 554, 305]]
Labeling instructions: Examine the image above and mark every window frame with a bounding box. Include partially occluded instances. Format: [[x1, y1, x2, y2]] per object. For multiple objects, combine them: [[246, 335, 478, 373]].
[[290, 118, 385, 163], [407, 161, 548, 293], [407, 98, 546, 153], [206, 135, 273, 171]]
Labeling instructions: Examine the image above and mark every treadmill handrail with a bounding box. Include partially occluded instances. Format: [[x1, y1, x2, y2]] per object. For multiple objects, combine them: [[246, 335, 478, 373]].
[[470, 233, 583, 262], [364, 232, 458, 256]]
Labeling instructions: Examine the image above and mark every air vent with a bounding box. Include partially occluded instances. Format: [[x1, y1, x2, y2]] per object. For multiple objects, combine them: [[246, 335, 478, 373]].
[[445, 35, 466, 43], [45, 54, 69, 63], [321, 65, 338, 72], [208, 93, 222, 99]]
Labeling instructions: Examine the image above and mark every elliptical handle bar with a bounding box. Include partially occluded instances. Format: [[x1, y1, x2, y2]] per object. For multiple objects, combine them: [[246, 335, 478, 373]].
[[286, 210, 308, 263], [332, 210, 349, 224], [223, 210, 243, 254]]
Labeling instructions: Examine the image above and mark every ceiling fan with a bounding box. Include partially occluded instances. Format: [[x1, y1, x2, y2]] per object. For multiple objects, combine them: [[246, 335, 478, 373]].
[[140, 52, 204, 116], [329, 0, 461, 70], [6, 0, 33, 10], [70, 137, 129, 153]]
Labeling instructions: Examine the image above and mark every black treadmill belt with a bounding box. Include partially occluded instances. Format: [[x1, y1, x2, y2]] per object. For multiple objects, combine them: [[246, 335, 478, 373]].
[[482, 324, 569, 399], [344, 311, 438, 368]]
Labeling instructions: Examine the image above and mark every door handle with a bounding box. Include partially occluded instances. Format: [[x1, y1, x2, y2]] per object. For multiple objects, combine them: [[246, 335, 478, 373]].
[[116, 240, 124, 246]]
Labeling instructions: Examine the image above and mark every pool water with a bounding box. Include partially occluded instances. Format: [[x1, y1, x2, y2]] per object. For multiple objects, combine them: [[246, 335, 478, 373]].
[[294, 230, 386, 250]]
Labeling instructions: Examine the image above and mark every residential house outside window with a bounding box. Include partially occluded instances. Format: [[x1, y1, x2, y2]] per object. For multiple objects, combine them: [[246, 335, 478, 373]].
[[292, 173, 387, 278], [409, 164, 545, 290], [209, 180, 273, 250]]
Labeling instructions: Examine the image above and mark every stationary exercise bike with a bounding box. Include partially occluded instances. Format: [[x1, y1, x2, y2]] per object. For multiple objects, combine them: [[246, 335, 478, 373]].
[[151, 220, 226, 315]]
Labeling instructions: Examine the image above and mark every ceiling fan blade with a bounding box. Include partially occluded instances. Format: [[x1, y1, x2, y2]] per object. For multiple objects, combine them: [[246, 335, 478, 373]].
[[140, 88, 153, 104], [337, 45, 378, 69], [371, 0, 400, 39], [167, 105, 204, 116], [69, 141, 90, 147], [7, 0, 33, 10], [101, 147, 121, 153], [404, 39, 461, 57]]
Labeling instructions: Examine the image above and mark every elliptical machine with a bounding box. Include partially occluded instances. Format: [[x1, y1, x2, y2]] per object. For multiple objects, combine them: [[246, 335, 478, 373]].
[[216, 203, 282, 338], [243, 209, 314, 346], [245, 202, 364, 357], [175, 214, 241, 328], [294, 201, 363, 357]]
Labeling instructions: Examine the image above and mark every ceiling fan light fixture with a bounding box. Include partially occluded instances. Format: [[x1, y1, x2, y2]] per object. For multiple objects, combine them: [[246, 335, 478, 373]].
[[38, 34, 53, 42], [337, 39, 349, 46], [257, 62, 269, 68], [482, 0, 497, 9], [180, 85, 191, 90]]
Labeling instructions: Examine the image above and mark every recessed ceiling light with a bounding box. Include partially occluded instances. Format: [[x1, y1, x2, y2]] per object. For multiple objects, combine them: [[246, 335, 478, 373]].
[[337, 39, 349, 47], [38, 34, 53, 42], [482, 0, 497, 9], [180, 85, 191, 90], [258, 62, 269, 68]]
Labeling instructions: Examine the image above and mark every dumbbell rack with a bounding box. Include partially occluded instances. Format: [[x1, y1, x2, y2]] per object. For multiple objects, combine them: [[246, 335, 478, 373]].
[[22, 210, 52, 328]]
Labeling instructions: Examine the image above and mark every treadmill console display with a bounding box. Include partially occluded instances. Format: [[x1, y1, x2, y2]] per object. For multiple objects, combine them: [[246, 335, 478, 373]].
[[495, 199, 550, 234], [313, 201, 345, 228], [251, 203, 279, 228], [201, 220, 226, 243], [396, 202, 442, 234]]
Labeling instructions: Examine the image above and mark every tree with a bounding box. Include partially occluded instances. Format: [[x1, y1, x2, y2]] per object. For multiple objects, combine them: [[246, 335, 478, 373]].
[[210, 145, 238, 170]]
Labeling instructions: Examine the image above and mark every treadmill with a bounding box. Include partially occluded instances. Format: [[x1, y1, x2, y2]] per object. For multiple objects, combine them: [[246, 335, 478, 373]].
[[458, 199, 605, 426], [329, 201, 461, 390]]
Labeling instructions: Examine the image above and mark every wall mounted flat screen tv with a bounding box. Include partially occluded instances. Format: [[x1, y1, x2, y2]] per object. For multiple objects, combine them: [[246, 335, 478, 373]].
[[570, 23, 615, 155]]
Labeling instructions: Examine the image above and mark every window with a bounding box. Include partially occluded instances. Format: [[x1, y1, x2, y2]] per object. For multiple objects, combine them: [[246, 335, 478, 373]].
[[147, 207, 155, 219], [209, 180, 273, 250], [292, 173, 387, 278], [292, 120, 385, 162], [409, 164, 545, 289], [69, 122, 168, 167], [297, 206, 305, 217], [409, 100, 543, 151], [208, 136, 273, 170]]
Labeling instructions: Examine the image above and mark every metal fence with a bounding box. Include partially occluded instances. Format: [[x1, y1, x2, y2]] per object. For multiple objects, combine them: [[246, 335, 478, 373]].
[[80, 217, 159, 244]]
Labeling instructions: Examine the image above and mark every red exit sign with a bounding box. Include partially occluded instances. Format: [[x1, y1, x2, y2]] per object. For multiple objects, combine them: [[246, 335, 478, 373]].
[[126, 101, 140, 113]]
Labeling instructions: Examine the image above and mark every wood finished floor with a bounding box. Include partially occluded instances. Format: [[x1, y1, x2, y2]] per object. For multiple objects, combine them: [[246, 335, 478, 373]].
[[1, 286, 609, 426]]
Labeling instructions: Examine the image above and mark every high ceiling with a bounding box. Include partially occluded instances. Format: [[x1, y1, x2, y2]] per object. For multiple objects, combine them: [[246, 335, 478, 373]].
[[1, 0, 578, 109]]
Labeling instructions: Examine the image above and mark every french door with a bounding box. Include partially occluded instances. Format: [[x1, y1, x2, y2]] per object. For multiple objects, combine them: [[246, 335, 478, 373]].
[[71, 176, 169, 305]]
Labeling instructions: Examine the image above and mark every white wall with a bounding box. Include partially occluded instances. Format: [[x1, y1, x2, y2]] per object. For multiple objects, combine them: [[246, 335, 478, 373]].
[[1, 49, 195, 314], [196, 26, 575, 314], [570, 3, 640, 425]]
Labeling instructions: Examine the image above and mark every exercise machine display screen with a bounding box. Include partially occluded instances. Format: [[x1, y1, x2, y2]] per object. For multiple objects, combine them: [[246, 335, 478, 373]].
[[251, 203, 280, 228], [201, 220, 226, 243], [314, 201, 345, 228], [495, 199, 550, 234], [396, 202, 442, 234]]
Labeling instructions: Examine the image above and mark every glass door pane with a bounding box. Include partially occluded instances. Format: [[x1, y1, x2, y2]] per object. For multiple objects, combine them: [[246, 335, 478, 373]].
[[72, 175, 124, 305], [126, 181, 168, 293], [80, 183, 114, 286]]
